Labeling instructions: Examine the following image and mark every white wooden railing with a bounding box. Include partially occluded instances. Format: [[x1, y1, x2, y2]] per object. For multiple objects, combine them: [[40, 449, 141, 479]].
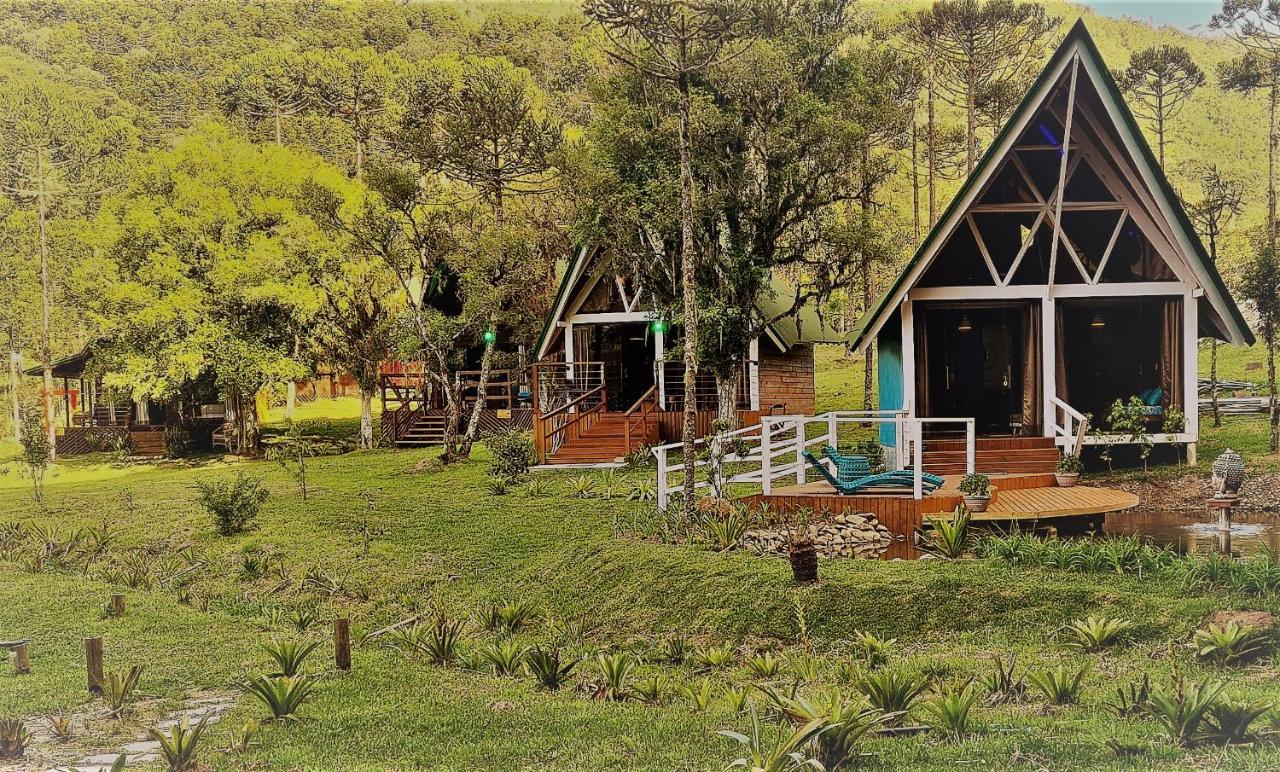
[[651, 410, 975, 508], [1049, 396, 1088, 458]]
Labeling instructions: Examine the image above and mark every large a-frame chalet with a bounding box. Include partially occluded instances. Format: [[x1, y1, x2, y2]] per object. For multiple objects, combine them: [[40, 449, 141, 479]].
[[851, 20, 1253, 466]]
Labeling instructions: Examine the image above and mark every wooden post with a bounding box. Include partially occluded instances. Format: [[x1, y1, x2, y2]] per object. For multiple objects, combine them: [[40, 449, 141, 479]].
[[333, 618, 351, 672], [110, 593, 125, 617], [84, 636, 104, 694], [656, 446, 668, 510], [13, 642, 30, 675]]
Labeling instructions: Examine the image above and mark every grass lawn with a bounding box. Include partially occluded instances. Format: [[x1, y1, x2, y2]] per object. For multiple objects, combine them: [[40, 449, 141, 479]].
[[3, 363, 1280, 769]]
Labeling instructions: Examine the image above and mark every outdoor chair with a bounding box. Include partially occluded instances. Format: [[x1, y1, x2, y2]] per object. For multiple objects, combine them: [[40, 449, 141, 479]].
[[801, 450, 943, 495], [821, 445, 945, 489]]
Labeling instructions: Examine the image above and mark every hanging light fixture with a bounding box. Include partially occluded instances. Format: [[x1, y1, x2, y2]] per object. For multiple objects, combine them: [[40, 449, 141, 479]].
[[958, 313, 973, 333], [1090, 309, 1106, 329]]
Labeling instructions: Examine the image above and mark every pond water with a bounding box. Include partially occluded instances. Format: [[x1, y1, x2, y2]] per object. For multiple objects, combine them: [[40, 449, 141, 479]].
[[1102, 510, 1280, 557]]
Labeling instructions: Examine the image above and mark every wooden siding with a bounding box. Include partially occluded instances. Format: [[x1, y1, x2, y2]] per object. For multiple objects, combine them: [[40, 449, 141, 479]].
[[740, 489, 960, 537], [655, 410, 761, 443], [758, 344, 816, 415]]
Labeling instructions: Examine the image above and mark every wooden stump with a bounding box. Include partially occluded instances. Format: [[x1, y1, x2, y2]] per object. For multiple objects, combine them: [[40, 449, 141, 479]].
[[333, 618, 351, 672], [84, 636, 104, 694], [789, 545, 818, 585], [12, 643, 30, 675], [110, 593, 126, 617]]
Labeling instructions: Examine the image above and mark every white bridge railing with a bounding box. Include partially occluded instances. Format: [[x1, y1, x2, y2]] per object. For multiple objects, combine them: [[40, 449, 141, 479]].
[[651, 410, 975, 509]]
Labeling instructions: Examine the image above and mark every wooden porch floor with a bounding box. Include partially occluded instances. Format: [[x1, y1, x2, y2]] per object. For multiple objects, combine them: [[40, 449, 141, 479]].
[[742, 473, 1139, 537]]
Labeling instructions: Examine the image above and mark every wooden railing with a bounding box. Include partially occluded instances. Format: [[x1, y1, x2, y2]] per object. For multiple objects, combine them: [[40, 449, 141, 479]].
[[623, 385, 659, 454], [381, 370, 514, 414], [533, 384, 607, 461], [1050, 396, 1088, 458], [661, 361, 750, 411], [531, 361, 605, 414]]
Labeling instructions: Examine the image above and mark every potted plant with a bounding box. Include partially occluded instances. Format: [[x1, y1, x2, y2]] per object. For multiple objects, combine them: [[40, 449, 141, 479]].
[[957, 473, 991, 513], [1055, 453, 1082, 487]]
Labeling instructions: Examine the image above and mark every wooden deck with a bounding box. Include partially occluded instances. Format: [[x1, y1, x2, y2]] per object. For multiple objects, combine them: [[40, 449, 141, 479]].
[[741, 473, 1139, 538]]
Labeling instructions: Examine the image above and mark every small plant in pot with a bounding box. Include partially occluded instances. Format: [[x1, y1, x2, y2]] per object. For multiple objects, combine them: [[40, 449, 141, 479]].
[[1055, 453, 1082, 487], [957, 473, 991, 513], [786, 511, 818, 584]]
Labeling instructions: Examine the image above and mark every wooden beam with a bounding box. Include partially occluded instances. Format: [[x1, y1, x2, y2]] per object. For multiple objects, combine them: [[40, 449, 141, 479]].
[[567, 311, 655, 324], [1091, 210, 1128, 284], [1001, 210, 1046, 286], [1010, 152, 1046, 204], [966, 215, 1003, 284], [969, 201, 1124, 213], [1047, 55, 1080, 294]]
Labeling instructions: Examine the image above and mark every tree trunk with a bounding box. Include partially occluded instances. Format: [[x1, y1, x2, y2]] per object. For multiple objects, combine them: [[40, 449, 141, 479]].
[[927, 72, 937, 225], [439, 375, 462, 463], [715, 369, 739, 432], [1209, 230, 1220, 427], [911, 116, 921, 243], [964, 79, 976, 173], [1270, 83, 1277, 250], [678, 68, 700, 521], [860, 182, 874, 413], [358, 386, 374, 449], [274, 105, 284, 146], [7, 344, 19, 443], [1270, 320, 1278, 454], [459, 339, 495, 457], [285, 335, 299, 421], [36, 178, 56, 461]]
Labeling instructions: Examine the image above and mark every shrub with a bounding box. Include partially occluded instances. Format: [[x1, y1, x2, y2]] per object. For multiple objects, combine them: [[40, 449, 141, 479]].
[[957, 473, 989, 497], [240, 675, 318, 721], [1028, 664, 1088, 705], [17, 404, 50, 504], [487, 430, 535, 479], [1194, 622, 1267, 665], [525, 647, 576, 690], [148, 714, 209, 771], [196, 472, 269, 536], [163, 427, 192, 459], [1061, 616, 1134, 651], [1056, 453, 1082, 474], [262, 639, 319, 677], [925, 683, 981, 739], [700, 509, 750, 551], [391, 615, 466, 666], [764, 687, 892, 769]]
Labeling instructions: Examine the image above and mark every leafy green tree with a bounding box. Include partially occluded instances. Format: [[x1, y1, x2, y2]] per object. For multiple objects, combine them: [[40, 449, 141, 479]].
[[1114, 45, 1205, 167], [0, 79, 135, 458], [1238, 231, 1280, 452], [1185, 164, 1244, 428], [919, 0, 1060, 172], [399, 56, 561, 453], [585, 0, 750, 518], [305, 47, 406, 179], [82, 126, 333, 453], [217, 48, 309, 146]]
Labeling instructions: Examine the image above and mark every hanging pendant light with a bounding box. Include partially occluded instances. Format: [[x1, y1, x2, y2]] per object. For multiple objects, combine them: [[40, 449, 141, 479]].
[[958, 313, 973, 333], [1090, 309, 1106, 329]]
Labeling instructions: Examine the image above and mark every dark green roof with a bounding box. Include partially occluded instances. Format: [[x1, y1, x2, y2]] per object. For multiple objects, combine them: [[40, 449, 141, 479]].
[[849, 18, 1254, 351]]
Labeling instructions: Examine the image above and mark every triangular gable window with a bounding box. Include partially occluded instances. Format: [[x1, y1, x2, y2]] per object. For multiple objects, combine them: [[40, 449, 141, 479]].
[[918, 222, 996, 287], [971, 211, 1040, 281], [1008, 220, 1085, 285], [978, 161, 1040, 205], [1062, 158, 1116, 202], [1060, 209, 1126, 279], [1099, 215, 1176, 282]]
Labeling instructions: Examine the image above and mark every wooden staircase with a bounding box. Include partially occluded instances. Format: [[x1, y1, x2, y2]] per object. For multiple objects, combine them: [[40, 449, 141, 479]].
[[920, 436, 1059, 476], [129, 429, 166, 457], [547, 413, 638, 464], [395, 414, 447, 447]]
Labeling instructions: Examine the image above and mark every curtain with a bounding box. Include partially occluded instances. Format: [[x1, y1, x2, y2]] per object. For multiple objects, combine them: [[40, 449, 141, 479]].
[[1160, 298, 1182, 411], [914, 312, 930, 416], [1022, 303, 1041, 432], [1054, 307, 1068, 403]]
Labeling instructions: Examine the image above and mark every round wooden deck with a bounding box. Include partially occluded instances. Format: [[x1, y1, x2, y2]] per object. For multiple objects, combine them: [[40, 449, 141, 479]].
[[966, 484, 1138, 521]]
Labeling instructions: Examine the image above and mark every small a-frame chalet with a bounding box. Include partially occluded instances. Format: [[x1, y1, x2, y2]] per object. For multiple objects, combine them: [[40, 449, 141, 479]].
[[533, 246, 841, 464], [851, 20, 1253, 467]]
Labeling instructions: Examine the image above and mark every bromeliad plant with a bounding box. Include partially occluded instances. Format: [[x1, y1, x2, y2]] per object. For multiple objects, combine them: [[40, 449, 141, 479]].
[[747, 652, 782, 679], [263, 639, 320, 677], [1028, 664, 1089, 706], [478, 639, 528, 676], [1146, 677, 1225, 747], [717, 707, 828, 772], [859, 670, 928, 724], [922, 506, 973, 560], [0, 719, 30, 760], [851, 630, 895, 669], [1202, 699, 1274, 746], [693, 644, 736, 671], [596, 652, 636, 701], [391, 615, 467, 666], [1061, 616, 1134, 651], [240, 674, 318, 721], [924, 683, 981, 740], [1103, 673, 1152, 718], [148, 714, 210, 772], [981, 653, 1027, 705], [103, 665, 144, 718], [761, 687, 894, 769], [1194, 621, 1267, 665], [524, 646, 576, 691]]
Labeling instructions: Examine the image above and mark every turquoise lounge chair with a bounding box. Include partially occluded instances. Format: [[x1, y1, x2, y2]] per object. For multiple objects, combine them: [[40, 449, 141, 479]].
[[822, 445, 945, 489], [801, 450, 942, 495]]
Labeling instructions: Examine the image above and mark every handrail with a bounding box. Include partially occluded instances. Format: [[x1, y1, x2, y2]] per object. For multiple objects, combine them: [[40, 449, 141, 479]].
[[1050, 396, 1088, 458], [542, 384, 605, 421], [534, 383, 608, 461], [623, 385, 659, 453]]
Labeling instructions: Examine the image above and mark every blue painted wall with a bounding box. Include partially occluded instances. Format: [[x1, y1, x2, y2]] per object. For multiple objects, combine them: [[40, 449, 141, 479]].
[[877, 312, 903, 447]]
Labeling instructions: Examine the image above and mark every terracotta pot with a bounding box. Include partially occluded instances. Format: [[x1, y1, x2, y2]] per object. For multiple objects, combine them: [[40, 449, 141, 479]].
[[789, 544, 818, 584], [1055, 472, 1080, 488], [963, 494, 990, 513]]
